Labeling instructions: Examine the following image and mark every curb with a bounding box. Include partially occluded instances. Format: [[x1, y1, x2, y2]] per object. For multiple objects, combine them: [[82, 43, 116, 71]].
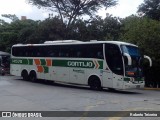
[[144, 88, 160, 90]]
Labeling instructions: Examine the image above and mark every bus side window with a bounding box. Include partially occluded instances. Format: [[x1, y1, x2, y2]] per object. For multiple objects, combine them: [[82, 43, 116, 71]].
[[59, 52, 63, 57], [77, 51, 82, 57], [18, 47, 25, 57], [37, 52, 41, 57], [75, 45, 85, 58], [69, 47, 75, 57], [97, 51, 103, 59], [25, 47, 33, 57], [47, 50, 54, 57], [23, 47, 29, 57], [60, 46, 70, 57]]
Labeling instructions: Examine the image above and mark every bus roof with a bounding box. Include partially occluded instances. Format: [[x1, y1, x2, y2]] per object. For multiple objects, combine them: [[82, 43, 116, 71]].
[[12, 40, 138, 47]]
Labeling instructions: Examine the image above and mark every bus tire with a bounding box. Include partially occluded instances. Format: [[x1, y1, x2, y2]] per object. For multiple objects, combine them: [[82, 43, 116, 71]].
[[88, 76, 102, 90], [21, 70, 29, 81], [29, 71, 37, 82]]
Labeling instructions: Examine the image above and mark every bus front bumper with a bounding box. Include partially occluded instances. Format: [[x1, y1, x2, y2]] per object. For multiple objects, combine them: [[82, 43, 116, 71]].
[[123, 82, 145, 89]]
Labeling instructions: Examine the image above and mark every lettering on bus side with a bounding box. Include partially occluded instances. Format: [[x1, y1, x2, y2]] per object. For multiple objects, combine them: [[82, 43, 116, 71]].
[[11, 59, 30, 65], [67, 61, 93, 68], [12, 59, 23, 64]]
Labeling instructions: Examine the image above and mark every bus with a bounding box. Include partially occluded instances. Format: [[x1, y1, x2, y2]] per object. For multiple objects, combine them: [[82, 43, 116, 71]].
[[0, 51, 10, 75], [10, 40, 152, 90]]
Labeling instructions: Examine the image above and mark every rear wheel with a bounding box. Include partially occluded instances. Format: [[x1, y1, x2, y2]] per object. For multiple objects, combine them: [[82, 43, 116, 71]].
[[88, 76, 102, 90], [21, 70, 29, 81], [29, 71, 37, 82]]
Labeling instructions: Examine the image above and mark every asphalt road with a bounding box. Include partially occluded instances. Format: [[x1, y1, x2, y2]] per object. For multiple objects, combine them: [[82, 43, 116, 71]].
[[0, 75, 160, 120]]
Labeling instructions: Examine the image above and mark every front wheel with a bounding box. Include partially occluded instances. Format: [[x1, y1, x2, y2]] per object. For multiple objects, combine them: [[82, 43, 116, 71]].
[[89, 77, 102, 90]]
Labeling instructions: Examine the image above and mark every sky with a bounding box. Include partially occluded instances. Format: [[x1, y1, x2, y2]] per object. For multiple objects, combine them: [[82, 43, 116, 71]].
[[0, 0, 144, 21]]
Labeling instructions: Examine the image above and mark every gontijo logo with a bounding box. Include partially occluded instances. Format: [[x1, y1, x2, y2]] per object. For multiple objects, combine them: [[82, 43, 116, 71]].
[[67, 61, 93, 67], [67, 60, 102, 69]]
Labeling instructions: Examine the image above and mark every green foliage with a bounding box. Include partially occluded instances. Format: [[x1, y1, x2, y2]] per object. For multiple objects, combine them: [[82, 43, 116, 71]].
[[1, 14, 19, 22], [103, 15, 122, 40], [121, 15, 160, 57], [27, 0, 117, 27], [28, 17, 67, 43], [0, 14, 38, 52], [66, 15, 122, 41], [121, 15, 160, 83], [138, 0, 160, 20]]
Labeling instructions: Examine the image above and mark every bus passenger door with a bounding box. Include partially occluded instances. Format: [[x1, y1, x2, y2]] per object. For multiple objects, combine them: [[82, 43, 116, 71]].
[[102, 68, 113, 88], [104, 44, 124, 89]]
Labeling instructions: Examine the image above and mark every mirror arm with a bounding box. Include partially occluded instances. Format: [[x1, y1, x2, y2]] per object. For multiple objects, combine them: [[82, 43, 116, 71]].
[[123, 53, 132, 66], [144, 55, 152, 67]]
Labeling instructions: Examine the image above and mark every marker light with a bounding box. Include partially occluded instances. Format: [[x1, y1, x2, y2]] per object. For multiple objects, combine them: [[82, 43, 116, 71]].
[[126, 71, 135, 76]]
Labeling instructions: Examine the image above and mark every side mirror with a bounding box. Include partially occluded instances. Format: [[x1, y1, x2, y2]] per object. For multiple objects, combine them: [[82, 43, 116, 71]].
[[123, 53, 132, 66], [144, 55, 152, 67]]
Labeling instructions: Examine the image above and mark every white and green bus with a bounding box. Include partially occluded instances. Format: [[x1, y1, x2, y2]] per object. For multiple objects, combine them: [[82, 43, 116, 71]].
[[10, 40, 152, 90]]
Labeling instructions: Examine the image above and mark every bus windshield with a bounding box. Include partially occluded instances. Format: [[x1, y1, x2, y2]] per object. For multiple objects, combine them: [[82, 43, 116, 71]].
[[121, 45, 143, 77], [121, 45, 141, 57]]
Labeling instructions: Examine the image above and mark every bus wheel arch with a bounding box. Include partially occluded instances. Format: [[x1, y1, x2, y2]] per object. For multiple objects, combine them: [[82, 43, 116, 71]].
[[29, 70, 37, 82], [88, 75, 102, 90], [21, 69, 29, 81]]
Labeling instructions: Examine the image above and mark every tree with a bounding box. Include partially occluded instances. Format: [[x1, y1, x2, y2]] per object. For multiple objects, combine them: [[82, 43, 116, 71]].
[[103, 15, 122, 40], [29, 17, 66, 43], [16, 19, 39, 43], [27, 0, 117, 27], [121, 15, 160, 87], [0, 14, 39, 51], [85, 16, 104, 40], [1, 14, 19, 22], [138, 0, 160, 20]]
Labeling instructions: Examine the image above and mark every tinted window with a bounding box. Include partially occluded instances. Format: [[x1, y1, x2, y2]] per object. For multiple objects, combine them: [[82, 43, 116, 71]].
[[121, 45, 141, 56], [105, 44, 123, 75], [12, 44, 104, 59], [86, 44, 104, 59]]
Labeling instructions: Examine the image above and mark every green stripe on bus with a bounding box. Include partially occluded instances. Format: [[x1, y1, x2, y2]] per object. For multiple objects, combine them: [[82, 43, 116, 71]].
[[40, 59, 46, 66], [11, 59, 28, 65], [53, 60, 103, 69], [11, 58, 33, 65], [98, 61, 103, 69], [43, 66, 49, 73], [11, 58, 103, 69], [28, 59, 33, 65]]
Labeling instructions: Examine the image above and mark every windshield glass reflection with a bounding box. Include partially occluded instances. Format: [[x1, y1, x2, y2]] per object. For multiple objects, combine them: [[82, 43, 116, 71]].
[[121, 45, 141, 57], [121, 45, 143, 77]]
